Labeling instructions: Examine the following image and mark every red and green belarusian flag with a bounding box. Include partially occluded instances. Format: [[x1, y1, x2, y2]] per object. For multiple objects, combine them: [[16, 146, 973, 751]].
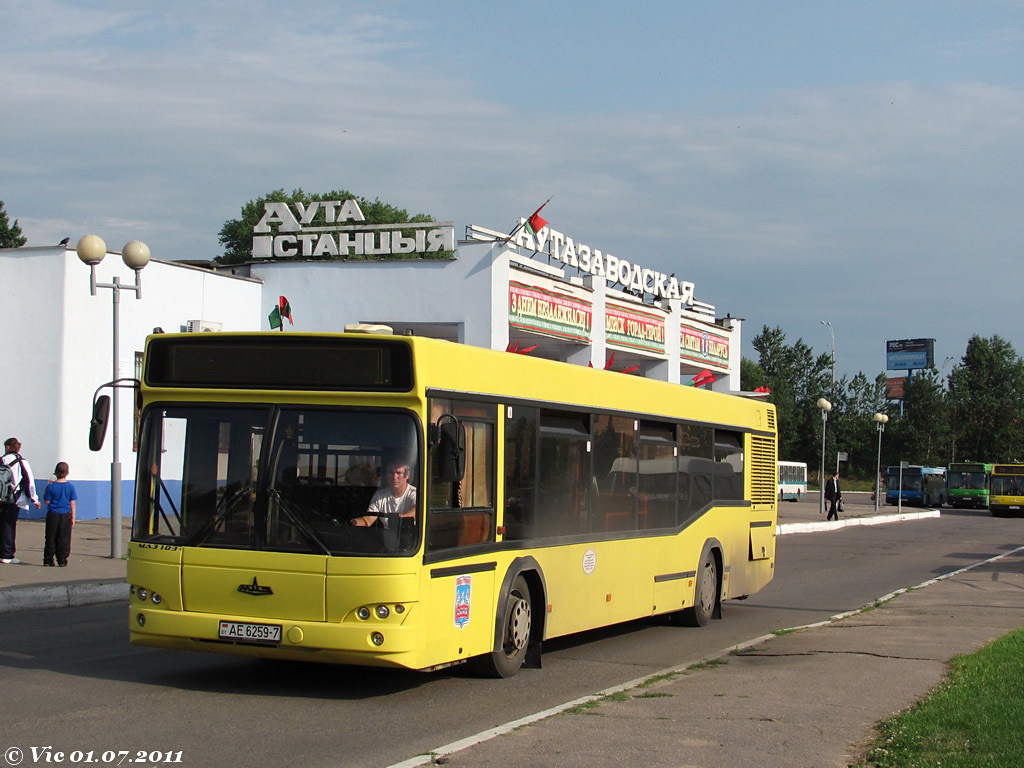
[[268, 295, 294, 330]]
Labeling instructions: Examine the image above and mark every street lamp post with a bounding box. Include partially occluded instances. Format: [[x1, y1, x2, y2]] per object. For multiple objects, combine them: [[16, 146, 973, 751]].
[[817, 398, 832, 515], [820, 320, 835, 399], [77, 235, 151, 559], [873, 413, 889, 512]]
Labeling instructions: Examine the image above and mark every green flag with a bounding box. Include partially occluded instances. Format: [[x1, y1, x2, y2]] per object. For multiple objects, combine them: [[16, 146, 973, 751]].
[[268, 306, 282, 329]]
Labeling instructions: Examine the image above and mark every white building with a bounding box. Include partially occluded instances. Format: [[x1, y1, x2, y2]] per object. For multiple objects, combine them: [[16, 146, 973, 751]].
[[229, 230, 741, 387], [2, 213, 743, 520], [2, 244, 261, 519]]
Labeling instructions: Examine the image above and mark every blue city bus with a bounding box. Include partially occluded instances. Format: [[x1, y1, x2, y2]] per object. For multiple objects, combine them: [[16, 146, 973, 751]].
[[886, 465, 946, 508]]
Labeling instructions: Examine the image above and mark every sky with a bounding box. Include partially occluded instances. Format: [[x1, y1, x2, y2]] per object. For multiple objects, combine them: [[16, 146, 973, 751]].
[[4, 0, 1024, 381]]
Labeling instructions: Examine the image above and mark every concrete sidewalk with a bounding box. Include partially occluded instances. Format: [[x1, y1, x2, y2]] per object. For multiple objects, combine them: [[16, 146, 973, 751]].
[[400, 545, 1024, 768], [0, 518, 130, 612]]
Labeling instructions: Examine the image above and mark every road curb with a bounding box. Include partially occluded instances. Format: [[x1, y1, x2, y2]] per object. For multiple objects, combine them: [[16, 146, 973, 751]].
[[777, 509, 940, 535], [0, 578, 127, 613]]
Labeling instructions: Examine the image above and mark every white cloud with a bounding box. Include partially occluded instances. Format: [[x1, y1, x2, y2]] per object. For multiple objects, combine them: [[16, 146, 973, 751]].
[[5, 1, 1024, 376]]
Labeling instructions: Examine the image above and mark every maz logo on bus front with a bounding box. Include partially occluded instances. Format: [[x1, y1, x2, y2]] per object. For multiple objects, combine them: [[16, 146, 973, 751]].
[[238, 578, 273, 596]]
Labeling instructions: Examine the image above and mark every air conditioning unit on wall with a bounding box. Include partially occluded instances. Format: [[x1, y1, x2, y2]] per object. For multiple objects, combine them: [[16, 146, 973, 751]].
[[185, 320, 223, 333]]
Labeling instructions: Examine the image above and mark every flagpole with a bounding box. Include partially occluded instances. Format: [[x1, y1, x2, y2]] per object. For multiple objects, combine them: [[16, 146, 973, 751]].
[[501, 196, 553, 244]]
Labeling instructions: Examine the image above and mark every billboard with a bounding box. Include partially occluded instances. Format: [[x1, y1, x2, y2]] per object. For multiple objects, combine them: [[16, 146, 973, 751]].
[[885, 376, 907, 399], [886, 338, 934, 371]]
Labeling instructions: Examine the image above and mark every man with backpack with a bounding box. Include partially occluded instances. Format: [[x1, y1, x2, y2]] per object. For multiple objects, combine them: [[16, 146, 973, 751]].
[[1, 437, 41, 564]]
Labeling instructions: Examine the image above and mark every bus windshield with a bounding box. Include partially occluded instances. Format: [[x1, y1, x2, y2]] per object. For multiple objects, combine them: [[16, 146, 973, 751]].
[[133, 405, 420, 555], [947, 471, 987, 490], [991, 475, 1024, 496]]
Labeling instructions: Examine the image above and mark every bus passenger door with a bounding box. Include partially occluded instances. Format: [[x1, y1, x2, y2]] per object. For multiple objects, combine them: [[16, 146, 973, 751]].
[[421, 398, 499, 666]]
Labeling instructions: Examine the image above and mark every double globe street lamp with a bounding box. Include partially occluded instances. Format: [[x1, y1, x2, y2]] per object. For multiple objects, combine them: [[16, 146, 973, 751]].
[[873, 412, 889, 512], [76, 235, 151, 559], [817, 398, 832, 515]]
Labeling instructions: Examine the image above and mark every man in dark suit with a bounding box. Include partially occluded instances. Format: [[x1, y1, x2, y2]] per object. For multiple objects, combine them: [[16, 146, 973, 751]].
[[825, 471, 842, 521]]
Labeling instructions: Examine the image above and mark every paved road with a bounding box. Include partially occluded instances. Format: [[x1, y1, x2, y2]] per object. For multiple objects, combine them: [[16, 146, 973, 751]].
[[1, 508, 1018, 768]]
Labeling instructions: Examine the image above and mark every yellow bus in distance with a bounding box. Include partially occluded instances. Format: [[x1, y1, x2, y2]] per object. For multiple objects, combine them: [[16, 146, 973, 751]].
[[989, 464, 1024, 517], [122, 332, 778, 677]]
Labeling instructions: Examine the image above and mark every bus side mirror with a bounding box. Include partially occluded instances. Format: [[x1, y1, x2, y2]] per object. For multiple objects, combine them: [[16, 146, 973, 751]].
[[89, 395, 111, 452], [434, 417, 466, 483]]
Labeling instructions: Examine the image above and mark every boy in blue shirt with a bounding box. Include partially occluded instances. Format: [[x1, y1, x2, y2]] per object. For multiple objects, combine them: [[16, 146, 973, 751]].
[[43, 462, 78, 567]]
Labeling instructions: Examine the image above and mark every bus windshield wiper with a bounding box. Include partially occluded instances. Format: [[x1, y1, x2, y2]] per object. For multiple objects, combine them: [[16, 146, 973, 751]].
[[266, 488, 332, 555], [185, 486, 252, 547]]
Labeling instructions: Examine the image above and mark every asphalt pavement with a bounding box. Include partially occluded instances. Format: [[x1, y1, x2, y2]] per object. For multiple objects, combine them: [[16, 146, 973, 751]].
[[3, 496, 1021, 768]]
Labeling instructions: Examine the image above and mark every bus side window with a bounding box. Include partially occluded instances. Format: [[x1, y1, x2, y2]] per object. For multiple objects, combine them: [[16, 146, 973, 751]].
[[678, 423, 713, 523], [537, 410, 590, 537], [504, 406, 539, 541], [426, 399, 496, 552], [592, 415, 636, 533]]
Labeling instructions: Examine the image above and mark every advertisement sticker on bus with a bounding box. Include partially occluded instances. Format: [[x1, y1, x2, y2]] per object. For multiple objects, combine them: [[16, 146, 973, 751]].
[[454, 575, 472, 629], [582, 549, 597, 575]]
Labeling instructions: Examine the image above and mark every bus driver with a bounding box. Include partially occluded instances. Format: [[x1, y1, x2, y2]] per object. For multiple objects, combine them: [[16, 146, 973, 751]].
[[349, 462, 417, 539]]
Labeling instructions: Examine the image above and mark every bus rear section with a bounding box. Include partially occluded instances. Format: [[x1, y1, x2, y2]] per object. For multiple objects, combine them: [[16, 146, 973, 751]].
[[885, 465, 946, 507], [989, 465, 1024, 517]]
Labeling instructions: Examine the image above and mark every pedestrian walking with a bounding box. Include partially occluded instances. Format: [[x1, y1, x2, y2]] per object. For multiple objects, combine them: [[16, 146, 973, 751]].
[[0, 437, 41, 564], [825, 471, 842, 522], [43, 462, 78, 567]]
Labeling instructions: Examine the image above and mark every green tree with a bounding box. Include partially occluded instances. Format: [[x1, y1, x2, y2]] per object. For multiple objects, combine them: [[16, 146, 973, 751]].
[[829, 372, 890, 479], [947, 335, 1024, 462], [0, 201, 27, 248], [217, 188, 438, 264], [739, 357, 767, 392], [888, 367, 949, 467], [750, 326, 831, 478]]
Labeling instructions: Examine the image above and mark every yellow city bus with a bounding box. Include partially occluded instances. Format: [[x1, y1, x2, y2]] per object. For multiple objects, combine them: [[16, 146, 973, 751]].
[[989, 464, 1024, 517], [114, 331, 777, 677]]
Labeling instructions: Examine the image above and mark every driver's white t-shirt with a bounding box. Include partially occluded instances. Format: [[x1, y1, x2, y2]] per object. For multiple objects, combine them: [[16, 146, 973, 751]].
[[366, 485, 417, 527]]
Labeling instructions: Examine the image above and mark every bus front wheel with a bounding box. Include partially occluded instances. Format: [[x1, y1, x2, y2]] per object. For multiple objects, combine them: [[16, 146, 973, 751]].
[[675, 551, 719, 627], [470, 574, 533, 678]]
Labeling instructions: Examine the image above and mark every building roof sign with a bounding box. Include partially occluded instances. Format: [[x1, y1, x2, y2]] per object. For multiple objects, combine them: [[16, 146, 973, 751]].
[[509, 219, 695, 304], [251, 199, 454, 259]]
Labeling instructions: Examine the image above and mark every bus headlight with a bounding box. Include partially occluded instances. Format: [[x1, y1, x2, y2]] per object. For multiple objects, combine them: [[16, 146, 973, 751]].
[[371, 632, 384, 646], [375, 605, 390, 619], [151, 593, 162, 605], [357, 607, 371, 620], [136, 588, 149, 602], [136, 613, 146, 628]]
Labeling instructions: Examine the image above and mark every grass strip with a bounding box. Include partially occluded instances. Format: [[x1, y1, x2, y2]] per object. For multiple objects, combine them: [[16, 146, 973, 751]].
[[857, 628, 1024, 767]]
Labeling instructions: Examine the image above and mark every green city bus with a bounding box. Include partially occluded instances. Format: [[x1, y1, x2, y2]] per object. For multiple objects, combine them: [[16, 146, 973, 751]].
[[946, 462, 993, 509]]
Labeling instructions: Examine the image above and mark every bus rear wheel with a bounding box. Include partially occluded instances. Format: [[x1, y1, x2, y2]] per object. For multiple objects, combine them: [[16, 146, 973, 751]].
[[675, 551, 718, 627], [469, 575, 532, 678]]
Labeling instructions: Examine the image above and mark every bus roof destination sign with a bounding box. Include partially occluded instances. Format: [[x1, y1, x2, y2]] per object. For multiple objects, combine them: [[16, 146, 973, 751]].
[[251, 199, 455, 259], [886, 338, 934, 371]]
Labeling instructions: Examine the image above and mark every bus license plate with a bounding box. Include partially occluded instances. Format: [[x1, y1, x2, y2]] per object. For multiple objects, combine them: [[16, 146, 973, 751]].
[[219, 620, 282, 643], [1010, 506, 1020, 510]]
